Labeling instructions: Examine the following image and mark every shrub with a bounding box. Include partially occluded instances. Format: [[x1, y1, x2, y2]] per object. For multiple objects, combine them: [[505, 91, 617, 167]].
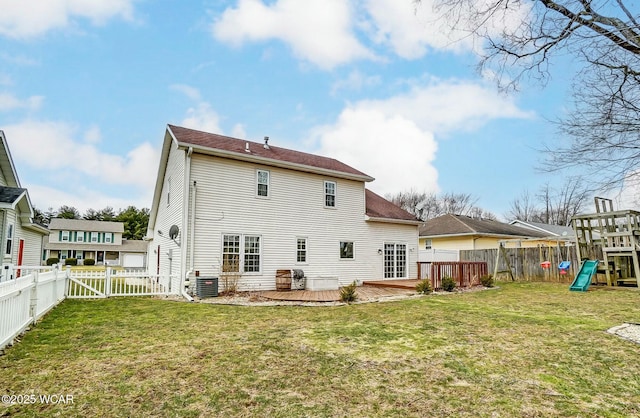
[[441, 276, 456, 292], [64, 258, 78, 266], [46, 257, 59, 266], [480, 274, 494, 288], [339, 281, 358, 303], [415, 279, 432, 294], [83, 258, 96, 266]]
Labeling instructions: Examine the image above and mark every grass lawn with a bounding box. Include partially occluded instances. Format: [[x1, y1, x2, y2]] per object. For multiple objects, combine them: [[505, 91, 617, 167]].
[[1, 282, 640, 417]]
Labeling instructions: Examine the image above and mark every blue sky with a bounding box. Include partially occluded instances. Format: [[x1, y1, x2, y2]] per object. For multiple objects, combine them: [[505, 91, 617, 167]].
[[0, 0, 582, 219]]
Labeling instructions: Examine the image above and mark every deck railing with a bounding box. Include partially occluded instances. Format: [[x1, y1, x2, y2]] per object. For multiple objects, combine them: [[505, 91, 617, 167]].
[[418, 261, 488, 289]]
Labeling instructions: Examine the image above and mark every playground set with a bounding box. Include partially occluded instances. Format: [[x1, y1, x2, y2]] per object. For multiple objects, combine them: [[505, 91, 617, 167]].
[[570, 197, 640, 291]]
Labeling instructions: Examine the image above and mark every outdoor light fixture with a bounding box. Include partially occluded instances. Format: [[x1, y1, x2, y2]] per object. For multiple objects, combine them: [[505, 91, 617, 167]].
[[377, 249, 382, 255]]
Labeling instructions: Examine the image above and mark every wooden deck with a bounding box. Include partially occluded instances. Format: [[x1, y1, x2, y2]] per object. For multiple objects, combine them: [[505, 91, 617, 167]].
[[261, 284, 416, 302], [362, 279, 421, 290]]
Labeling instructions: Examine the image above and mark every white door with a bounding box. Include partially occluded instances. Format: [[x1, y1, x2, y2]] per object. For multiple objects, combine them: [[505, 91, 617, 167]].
[[384, 243, 407, 279]]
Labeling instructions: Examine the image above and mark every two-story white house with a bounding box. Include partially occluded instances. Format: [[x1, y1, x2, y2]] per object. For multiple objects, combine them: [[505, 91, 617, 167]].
[[44, 218, 148, 268], [0, 131, 49, 281], [147, 125, 420, 294]]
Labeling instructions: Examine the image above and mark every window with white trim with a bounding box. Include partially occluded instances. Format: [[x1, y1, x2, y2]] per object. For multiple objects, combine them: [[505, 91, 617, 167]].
[[222, 234, 261, 273], [324, 181, 336, 208], [296, 238, 307, 263], [91, 232, 99, 243], [77, 232, 84, 242], [61, 230, 69, 242], [60, 250, 68, 260], [424, 239, 432, 250], [105, 234, 112, 243], [257, 169, 270, 197], [76, 251, 83, 260], [339, 241, 354, 260], [5, 223, 13, 255]]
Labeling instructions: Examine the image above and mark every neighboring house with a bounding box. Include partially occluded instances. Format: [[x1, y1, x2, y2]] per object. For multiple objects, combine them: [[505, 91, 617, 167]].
[[147, 124, 421, 294], [0, 131, 49, 281], [44, 218, 147, 268], [509, 219, 575, 239], [419, 214, 551, 261]]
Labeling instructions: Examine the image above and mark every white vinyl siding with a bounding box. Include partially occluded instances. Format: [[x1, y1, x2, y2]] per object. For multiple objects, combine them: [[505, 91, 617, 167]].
[[187, 154, 418, 291]]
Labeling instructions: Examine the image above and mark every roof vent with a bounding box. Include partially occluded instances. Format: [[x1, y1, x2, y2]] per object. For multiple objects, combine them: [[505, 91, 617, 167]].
[[245, 142, 250, 153], [263, 136, 270, 150]]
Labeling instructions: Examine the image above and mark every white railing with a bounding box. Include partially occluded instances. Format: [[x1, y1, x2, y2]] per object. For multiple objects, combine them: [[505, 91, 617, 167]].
[[0, 266, 67, 351], [67, 268, 179, 298]]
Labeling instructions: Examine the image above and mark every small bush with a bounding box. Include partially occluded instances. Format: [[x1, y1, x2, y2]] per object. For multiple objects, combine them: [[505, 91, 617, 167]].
[[46, 257, 59, 266], [340, 281, 358, 303], [441, 276, 456, 292], [416, 279, 432, 294], [64, 258, 78, 266], [83, 258, 96, 266], [480, 274, 494, 288]]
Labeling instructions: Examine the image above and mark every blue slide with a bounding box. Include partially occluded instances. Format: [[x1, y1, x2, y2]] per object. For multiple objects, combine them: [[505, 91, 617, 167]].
[[569, 260, 599, 292]]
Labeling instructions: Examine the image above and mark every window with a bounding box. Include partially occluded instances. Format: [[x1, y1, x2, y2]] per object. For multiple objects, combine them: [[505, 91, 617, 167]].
[[60, 250, 68, 260], [61, 230, 69, 242], [257, 170, 269, 197], [76, 251, 83, 260], [384, 243, 407, 279], [222, 234, 261, 273], [77, 232, 84, 242], [5, 224, 13, 255], [244, 236, 261, 272], [296, 238, 307, 263], [166, 177, 172, 206], [91, 232, 99, 243], [424, 239, 432, 250], [339, 241, 354, 259], [324, 181, 336, 207], [105, 234, 112, 243], [222, 235, 241, 272]]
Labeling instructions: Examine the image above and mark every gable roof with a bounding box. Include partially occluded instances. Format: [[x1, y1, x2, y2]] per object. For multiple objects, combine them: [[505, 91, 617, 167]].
[[48, 218, 125, 233], [0, 131, 21, 188], [509, 220, 575, 238], [365, 189, 421, 225], [419, 214, 548, 239], [167, 125, 374, 182]]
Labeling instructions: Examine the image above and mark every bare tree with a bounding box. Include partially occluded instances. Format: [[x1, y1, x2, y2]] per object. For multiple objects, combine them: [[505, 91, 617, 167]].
[[415, 0, 640, 190], [505, 190, 539, 222], [388, 190, 496, 220]]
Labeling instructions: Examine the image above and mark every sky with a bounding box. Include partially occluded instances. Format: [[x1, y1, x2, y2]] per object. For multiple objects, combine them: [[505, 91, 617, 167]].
[[0, 0, 602, 220]]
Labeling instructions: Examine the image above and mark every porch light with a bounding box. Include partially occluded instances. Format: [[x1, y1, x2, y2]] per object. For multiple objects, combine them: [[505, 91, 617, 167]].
[[377, 249, 382, 255]]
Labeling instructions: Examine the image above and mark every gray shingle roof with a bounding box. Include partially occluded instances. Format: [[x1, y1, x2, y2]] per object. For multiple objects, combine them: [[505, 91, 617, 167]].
[[48, 218, 125, 233], [419, 214, 548, 238], [0, 186, 26, 204], [509, 220, 575, 237]]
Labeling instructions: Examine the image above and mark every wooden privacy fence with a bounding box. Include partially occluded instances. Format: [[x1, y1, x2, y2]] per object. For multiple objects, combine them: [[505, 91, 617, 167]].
[[460, 245, 580, 283], [417, 261, 488, 289], [0, 267, 67, 351]]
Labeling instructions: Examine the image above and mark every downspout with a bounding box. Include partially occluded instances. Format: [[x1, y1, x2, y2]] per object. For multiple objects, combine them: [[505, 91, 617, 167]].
[[181, 147, 194, 302], [184, 180, 198, 301]]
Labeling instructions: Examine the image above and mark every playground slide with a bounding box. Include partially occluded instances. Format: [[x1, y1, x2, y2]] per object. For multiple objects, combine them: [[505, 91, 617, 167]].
[[569, 260, 599, 292]]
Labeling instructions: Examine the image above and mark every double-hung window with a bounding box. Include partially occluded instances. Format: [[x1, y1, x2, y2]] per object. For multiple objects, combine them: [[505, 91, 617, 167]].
[[324, 181, 336, 208], [5, 224, 13, 255], [77, 232, 84, 242], [61, 230, 69, 242], [222, 234, 261, 273], [339, 241, 354, 260], [257, 170, 270, 197], [296, 238, 307, 263], [91, 232, 99, 243]]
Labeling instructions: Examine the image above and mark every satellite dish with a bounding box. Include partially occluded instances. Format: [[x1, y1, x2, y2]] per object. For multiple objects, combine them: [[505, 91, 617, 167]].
[[169, 225, 180, 240]]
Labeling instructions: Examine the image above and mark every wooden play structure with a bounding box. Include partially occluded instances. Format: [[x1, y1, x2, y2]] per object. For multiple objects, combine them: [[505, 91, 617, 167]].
[[571, 197, 640, 287]]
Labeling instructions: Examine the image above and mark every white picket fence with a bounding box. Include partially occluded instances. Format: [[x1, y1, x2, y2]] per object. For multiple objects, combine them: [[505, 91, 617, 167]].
[[67, 268, 180, 298], [0, 267, 67, 351]]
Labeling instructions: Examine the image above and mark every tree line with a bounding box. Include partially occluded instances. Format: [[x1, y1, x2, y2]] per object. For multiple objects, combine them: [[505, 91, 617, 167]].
[[388, 177, 590, 226], [34, 205, 150, 240]]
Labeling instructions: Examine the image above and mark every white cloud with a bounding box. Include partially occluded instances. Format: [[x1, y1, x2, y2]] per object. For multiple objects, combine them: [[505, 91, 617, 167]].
[[3, 120, 159, 191], [330, 70, 381, 95], [0, 0, 136, 39], [170, 84, 202, 101], [172, 84, 223, 134], [212, 0, 375, 69], [0, 93, 44, 112], [312, 78, 533, 195], [231, 123, 247, 139], [315, 108, 439, 195]]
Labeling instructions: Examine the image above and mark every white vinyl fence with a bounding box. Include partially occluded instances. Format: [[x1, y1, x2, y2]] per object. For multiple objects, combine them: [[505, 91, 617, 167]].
[[67, 268, 179, 298], [0, 267, 66, 351]]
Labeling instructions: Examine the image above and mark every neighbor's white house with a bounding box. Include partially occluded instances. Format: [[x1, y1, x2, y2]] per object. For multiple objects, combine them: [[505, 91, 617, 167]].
[[0, 131, 49, 281], [147, 125, 420, 294], [44, 218, 148, 268]]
